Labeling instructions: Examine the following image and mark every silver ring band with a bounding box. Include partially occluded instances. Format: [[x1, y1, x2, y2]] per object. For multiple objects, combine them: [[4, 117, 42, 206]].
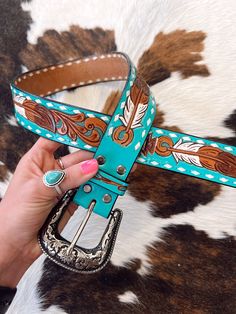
[[54, 185, 63, 195]]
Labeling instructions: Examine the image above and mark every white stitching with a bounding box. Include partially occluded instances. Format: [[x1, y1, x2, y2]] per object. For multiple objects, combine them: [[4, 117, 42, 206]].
[[14, 54, 128, 94], [42, 75, 128, 95]]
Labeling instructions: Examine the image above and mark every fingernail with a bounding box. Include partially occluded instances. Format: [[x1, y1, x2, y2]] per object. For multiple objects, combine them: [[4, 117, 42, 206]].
[[80, 159, 98, 174]]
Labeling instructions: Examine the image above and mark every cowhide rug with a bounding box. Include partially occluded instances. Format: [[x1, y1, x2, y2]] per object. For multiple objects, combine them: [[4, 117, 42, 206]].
[[1, 1, 236, 313]]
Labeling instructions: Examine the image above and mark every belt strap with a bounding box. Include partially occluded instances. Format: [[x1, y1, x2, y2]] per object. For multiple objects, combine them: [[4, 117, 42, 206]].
[[11, 52, 236, 219]]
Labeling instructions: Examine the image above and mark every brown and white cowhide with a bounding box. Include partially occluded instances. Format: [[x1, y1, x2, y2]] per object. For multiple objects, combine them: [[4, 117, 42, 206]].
[[1, 1, 235, 313]]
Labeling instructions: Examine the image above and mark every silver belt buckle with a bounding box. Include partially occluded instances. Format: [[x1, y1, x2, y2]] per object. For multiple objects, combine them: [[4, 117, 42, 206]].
[[38, 190, 123, 273]]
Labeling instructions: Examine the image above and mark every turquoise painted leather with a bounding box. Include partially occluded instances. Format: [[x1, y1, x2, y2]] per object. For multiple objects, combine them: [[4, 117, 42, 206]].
[[10, 52, 236, 219]]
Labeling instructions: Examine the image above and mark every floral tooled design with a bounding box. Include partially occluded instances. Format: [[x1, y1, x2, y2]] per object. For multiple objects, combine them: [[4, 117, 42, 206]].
[[142, 134, 236, 178], [14, 96, 107, 146], [112, 76, 149, 146]]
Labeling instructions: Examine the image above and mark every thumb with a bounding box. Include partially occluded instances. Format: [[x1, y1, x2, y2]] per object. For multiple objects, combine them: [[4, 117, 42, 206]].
[[59, 159, 98, 193]]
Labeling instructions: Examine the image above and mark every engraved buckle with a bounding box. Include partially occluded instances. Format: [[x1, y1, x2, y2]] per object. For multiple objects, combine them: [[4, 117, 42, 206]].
[[38, 189, 122, 273]]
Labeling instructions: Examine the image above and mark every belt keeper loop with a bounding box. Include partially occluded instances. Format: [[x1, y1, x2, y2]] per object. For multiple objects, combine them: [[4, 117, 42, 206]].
[[90, 169, 128, 196]]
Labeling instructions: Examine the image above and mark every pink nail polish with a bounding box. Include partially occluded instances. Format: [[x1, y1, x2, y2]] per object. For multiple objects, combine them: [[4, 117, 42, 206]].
[[80, 159, 98, 174]]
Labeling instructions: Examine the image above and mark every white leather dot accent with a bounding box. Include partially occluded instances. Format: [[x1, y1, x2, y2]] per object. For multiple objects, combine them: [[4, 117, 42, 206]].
[[191, 170, 200, 175], [205, 174, 214, 179], [169, 133, 177, 138], [27, 126, 32, 130], [35, 129, 41, 134], [177, 167, 186, 172], [224, 146, 233, 151], [84, 145, 92, 149], [73, 109, 81, 114], [70, 141, 77, 145], [196, 139, 205, 144], [142, 130, 146, 138], [108, 127, 113, 136], [46, 102, 54, 107], [156, 129, 163, 134], [164, 164, 172, 169], [46, 134, 52, 138], [114, 114, 120, 121], [59, 105, 67, 110], [210, 143, 219, 147], [151, 108, 155, 114], [101, 116, 109, 121], [147, 118, 151, 126], [120, 101, 126, 109], [135, 142, 141, 150], [182, 136, 191, 141], [87, 113, 95, 118], [57, 137, 65, 142], [137, 157, 145, 162], [219, 177, 228, 183], [151, 161, 158, 166], [35, 99, 41, 103]]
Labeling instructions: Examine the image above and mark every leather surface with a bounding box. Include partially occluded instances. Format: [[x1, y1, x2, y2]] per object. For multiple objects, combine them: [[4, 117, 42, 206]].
[[10, 52, 236, 218]]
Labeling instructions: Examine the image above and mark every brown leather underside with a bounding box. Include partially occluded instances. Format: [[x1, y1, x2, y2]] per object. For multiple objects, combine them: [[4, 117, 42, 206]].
[[16, 56, 128, 96]]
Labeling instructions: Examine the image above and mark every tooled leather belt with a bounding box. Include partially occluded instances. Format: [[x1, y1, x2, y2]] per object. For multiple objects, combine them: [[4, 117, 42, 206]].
[[10, 52, 236, 273]]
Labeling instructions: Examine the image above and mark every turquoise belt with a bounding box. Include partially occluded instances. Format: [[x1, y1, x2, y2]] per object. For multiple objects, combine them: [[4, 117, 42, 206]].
[[10, 52, 236, 273]]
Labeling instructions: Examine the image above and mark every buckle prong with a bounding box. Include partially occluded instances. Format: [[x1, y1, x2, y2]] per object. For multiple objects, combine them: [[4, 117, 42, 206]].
[[66, 200, 95, 255]]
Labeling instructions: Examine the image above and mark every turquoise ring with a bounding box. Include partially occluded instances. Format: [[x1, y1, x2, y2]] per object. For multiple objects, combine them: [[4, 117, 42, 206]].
[[43, 169, 66, 195]]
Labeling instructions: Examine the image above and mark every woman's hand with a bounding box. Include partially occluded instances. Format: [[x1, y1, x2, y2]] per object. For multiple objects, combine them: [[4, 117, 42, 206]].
[[0, 138, 98, 287]]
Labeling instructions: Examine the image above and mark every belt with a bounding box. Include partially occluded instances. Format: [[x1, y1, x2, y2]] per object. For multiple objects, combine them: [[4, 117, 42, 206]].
[[10, 52, 236, 273]]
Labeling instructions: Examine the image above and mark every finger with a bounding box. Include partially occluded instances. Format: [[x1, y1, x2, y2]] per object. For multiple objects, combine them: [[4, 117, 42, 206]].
[[56, 150, 94, 169], [31, 137, 62, 154], [60, 159, 98, 193]]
